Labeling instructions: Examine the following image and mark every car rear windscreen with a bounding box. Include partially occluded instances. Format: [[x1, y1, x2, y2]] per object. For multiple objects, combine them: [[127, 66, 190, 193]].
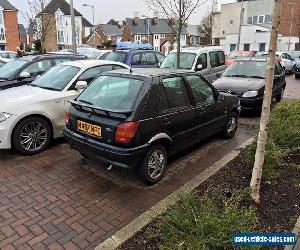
[[77, 76, 143, 112], [100, 51, 127, 63]]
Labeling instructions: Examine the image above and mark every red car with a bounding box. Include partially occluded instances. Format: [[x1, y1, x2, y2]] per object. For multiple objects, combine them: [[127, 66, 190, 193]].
[[226, 51, 256, 66]]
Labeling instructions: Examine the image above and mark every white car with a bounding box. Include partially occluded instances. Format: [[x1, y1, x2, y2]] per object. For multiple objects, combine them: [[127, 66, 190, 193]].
[[258, 51, 294, 74], [0, 60, 129, 155]]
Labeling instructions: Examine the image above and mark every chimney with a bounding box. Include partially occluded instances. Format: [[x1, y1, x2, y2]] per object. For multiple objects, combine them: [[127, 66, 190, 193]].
[[153, 11, 159, 24], [133, 12, 139, 25]]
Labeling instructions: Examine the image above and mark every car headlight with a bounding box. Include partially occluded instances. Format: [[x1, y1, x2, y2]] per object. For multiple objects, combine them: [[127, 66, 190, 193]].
[[0, 112, 12, 123], [242, 91, 259, 98]]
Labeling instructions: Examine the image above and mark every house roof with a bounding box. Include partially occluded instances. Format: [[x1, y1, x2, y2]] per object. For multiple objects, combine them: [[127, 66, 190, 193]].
[[82, 17, 93, 27], [186, 25, 204, 37], [27, 20, 37, 35], [125, 18, 188, 35], [18, 24, 27, 36], [42, 0, 82, 16], [0, 0, 17, 11], [99, 24, 123, 36]]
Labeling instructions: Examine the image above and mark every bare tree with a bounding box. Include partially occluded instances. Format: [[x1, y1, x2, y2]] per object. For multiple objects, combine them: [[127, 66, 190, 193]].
[[250, 0, 282, 203], [24, 0, 56, 52], [199, 13, 212, 45], [144, 0, 204, 68]]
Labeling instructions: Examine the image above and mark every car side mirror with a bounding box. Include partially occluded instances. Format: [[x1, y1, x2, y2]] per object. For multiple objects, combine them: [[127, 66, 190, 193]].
[[196, 64, 203, 71], [75, 80, 88, 91], [19, 71, 30, 79], [218, 93, 225, 101]]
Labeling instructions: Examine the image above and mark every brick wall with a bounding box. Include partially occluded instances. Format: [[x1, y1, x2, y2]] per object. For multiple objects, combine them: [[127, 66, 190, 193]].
[[3, 10, 20, 51], [279, 0, 300, 38]]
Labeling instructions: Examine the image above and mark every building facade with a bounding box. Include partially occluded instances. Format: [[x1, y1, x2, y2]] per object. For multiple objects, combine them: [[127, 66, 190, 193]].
[[212, 0, 300, 53], [0, 0, 20, 51]]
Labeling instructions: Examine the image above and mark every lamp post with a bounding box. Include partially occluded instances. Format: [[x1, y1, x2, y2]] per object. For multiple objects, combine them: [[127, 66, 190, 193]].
[[83, 4, 96, 48], [142, 15, 150, 43], [237, 0, 244, 51], [288, 2, 294, 51], [70, 0, 77, 54]]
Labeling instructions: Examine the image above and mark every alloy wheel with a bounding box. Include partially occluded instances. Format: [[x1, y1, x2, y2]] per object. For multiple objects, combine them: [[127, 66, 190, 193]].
[[227, 116, 237, 135], [147, 149, 166, 180]]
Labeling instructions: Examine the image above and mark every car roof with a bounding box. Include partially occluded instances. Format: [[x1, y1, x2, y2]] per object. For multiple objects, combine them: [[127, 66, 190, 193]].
[[60, 59, 129, 69], [115, 49, 159, 53], [103, 68, 193, 77], [235, 58, 267, 62], [17, 54, 85, 61], [178, 46, 224, 55]]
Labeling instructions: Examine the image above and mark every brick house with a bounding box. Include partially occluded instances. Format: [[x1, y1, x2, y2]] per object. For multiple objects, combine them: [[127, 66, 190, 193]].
[[0, 0, 20, 51], [122, 13, 188, 54], [26, 19, 37, 50], [186, 25, 204, 45], [41, 0, 92, 52], [18, 24, 27, 50]]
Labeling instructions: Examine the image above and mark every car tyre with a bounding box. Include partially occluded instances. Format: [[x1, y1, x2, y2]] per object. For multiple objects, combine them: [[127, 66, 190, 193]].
[[295, 74, 300, 79], [12, 117, 52, 155], [222, 112, 238, 139], [138, 144, 168, 185]]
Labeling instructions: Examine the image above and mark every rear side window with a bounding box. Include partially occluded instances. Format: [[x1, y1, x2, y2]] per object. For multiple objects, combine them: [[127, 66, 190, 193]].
[[156, 53, 165, 63], [101, 51, 127, 63], [132, 53, 142, 65], [141, 52, 157, 65], [209, 51, 225, 68], [23, 60, 52, 77], [78, 76, 143, 112], [78, 65, 114, 84], [54, 58, 71, 65], [186, 75, 215, 104], [162, 77, 191, 109]]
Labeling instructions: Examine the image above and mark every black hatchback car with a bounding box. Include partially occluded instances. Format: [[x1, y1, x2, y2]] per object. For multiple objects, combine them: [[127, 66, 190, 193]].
[[0, 54, 86, 90], [213, 58, 286, 111], [63, 69, 240, 184]]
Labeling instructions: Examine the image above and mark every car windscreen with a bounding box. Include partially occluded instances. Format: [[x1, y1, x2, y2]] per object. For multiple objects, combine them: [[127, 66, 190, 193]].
[[0, 59, 28, 80], [223, 61, 267, 79], [30, 65, 80, 91], [100, 51, 127, 63], [160, 52, 196, 69], [77, 76, 143, 112]]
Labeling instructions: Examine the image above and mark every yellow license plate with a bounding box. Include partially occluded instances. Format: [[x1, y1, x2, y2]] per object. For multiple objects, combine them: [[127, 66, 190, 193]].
[[77, 120, 101, 137]]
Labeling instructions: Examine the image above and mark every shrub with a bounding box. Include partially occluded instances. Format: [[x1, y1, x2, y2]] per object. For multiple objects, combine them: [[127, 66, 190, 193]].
[[156, 190, 257, 250]]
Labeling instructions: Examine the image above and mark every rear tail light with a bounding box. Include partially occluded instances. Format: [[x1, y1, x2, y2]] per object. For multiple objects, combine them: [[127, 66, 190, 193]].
[[64, 108, 70, 124], [115, 122, 138, 143]]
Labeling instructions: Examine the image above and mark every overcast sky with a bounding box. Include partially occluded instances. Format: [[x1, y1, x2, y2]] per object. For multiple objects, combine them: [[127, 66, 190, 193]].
[[10, 0, 235, 27]]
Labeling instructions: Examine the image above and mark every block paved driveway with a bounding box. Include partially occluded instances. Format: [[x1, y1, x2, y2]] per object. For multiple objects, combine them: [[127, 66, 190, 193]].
[[0, 125, 253, 249], [0, 75, 297, 249]]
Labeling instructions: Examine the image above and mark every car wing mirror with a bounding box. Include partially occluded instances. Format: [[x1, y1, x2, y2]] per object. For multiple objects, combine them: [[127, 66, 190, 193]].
[[196, 64, 203, 71], [19, 71, 30, 79], [218, 93, 225, 101], [75, 80, 88, 91]]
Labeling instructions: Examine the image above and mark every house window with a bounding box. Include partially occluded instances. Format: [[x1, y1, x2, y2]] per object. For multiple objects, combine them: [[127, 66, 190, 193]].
[[180, 35, 186, 42], [135, 35, 142, 42], [253, 16, 258, 24], [244, 44, 250, 51], [229, 20, 234, 25], [247, 16, 253, 24], [265, 15, 272, 23], [57, 31, 64, 44], [154, 46, 159, 51], [259, 43, 266, 52], [258, 15, 264, 24], [154, 34, 160, 40], [160, 34, 165, 39], [230, 44, 236, 52], [0, 28, 5, 41]]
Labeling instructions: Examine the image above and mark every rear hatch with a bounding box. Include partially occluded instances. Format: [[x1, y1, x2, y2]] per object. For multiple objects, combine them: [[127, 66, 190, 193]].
[[67, 74, 146, 146]]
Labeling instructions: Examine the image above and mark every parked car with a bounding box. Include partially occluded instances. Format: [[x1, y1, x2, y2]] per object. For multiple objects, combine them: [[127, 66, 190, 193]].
[[256, 51, 294, 74], [289, 51, 300, 61], [0, 60, 129, 155], [0, 51, 17, 61], [63, 68, 240, 184], [85, 50, 111, 59], [213, 58, 286, 111], [100, 49, 165, 68], [0, 54, 86, 90], [293, 60, 300, 78], [226, 51, 256, 66], [0, 58, 7, 67], [160, 46, 227, 83]]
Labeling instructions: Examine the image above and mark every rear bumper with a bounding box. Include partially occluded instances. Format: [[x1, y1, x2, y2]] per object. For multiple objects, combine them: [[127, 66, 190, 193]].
[[240, 96, 263, 111], [63, 127, 148, 169]]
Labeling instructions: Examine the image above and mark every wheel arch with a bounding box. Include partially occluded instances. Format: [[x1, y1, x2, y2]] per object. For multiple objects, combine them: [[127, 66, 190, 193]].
[[147, 133, 172, 154]]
